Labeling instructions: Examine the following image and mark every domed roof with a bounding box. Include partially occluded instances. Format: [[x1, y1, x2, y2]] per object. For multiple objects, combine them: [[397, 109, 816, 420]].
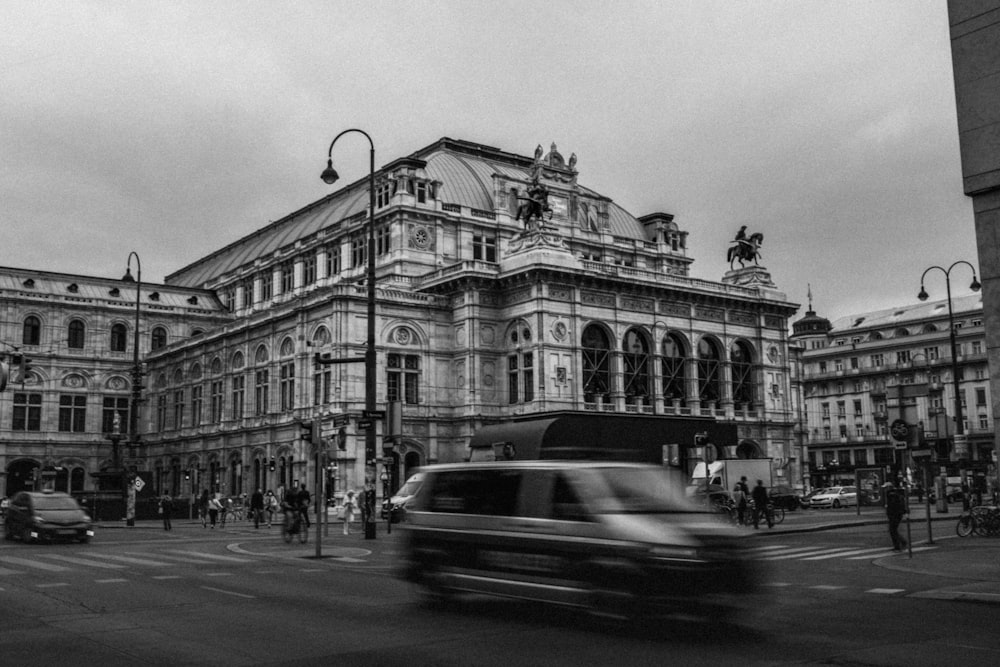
[[791, 287, 831, 338]]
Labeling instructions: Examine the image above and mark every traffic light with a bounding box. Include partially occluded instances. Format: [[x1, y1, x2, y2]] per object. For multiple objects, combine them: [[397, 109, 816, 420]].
[[20, 356, 33, 377], [694, 432, 717, 463], [299, 420, 314, 443], [184, 469, 190, 481], [268, 457, 276, 473], [337, 427, 347, 451]]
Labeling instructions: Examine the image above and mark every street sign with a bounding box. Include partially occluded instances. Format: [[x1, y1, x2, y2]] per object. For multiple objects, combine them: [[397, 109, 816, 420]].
[[382, 456, 393, 466], [890, 419, 909, 441], [134, 476, 145, 492], [910, 448, 933, 458], [332, 414, 349, 428], [358, 419, 374, 430], [363, 410, 386, 419]]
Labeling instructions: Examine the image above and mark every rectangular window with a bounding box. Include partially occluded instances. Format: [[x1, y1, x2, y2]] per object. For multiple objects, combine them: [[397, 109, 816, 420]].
[[473, 233, 497, 262], [326, 243, 341, 277], [302, 253, 317, 285], [351, 235, 367, 268], [13, 394, 41, 432], [376, 182, 391, 207], [223, 287, 235, 312], [854, 449, 869, 465], [242, 277, 254, 308], [850, 357, 859, 370], [823, 427, 831, 440], [821, 402, 830, 418], [972, 340, 983, 355], [255, 370, 269, 416], [58, 395, 87, 432], [232, 375, 245, 420], [980, 415, 990, 430], [870, 353, 883, 367], [896, 350, 911, 364], [960, 389, 967, 409], [818, 361, 827, 373], [874, 448, 895, 465], [173, 389, 184, 429], [976, 388, 987, 406], [313, 361, 331, 405], [853, 400, 862, 417], [416, 181, 428, 203], [102, 396, 129, 434], [279, 362, 295, 412], [376, 226, 391, 256], [924, 346, 939, 361], [156, 394, 166, 431], [210, 380, 224, 423], [387, 353, 420, 405], [280, 261, 294, 293], [507, 353, 534, 404], [834, 360, 844, 372], [260, 272, 273, 302], [191, 385, 203, 426]]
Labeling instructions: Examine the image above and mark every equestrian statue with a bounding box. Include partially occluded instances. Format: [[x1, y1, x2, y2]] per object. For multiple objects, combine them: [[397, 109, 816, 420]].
[[514, 178, 553, 231], [727, 225, 764, 269]]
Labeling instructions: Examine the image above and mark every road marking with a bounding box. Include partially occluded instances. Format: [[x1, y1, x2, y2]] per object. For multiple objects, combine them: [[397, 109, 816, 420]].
[[205, 572, 233, 577], [152, 575, 182, 580], [166, 550, 251, 562], [0, 556, 71, 572], [96, 578, 129, 584], [0, 567, 24, 576], [36, 583, 70, 588], [201, 586, 255, 599], [300, 568, 326, 572], [866, 588, 905, 595], [97, 554, 172, 567], [42, 555, 129, 569], [124, 551, 214, 564], [762, 582, 793, 587], [802, 547, 891, 561], [811, 585, 845, 590], [762, 548, 848, 561]]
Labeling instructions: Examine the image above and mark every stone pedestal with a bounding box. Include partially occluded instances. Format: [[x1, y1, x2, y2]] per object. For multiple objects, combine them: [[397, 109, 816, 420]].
[[722, 265, 777, 288]]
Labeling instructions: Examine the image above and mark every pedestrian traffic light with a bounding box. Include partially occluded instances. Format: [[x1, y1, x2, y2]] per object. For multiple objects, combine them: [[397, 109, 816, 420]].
[[21, 356, 33, 377], [184, 469, 190, 481], [299, 420, 313, 443], [337, 426, 347, 451], [268, 457, 275, 473]]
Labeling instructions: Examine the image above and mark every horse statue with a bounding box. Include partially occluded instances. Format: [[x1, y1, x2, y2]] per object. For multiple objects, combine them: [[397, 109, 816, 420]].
[[514, 180, 553, 231], [727, 230, 764, 269]]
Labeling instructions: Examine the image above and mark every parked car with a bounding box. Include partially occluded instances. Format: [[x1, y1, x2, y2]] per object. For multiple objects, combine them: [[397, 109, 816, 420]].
[[382, 472, 424, 523], [768, 485, 802, 511], [4, 490, 94, 543], [800, 488, 827, 509], [809, 486, 858, 509], [399, 461, 760, 622]]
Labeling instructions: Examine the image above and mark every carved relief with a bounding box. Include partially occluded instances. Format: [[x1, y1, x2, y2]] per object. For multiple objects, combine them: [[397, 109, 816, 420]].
[[696, 306, 725, 321], [581, 291, 616, 307], [621, 297, 653, 313], [548, 285, 572, 301]]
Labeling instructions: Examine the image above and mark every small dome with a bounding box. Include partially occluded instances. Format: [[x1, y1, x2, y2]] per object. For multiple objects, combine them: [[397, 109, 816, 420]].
[[792, 308, 832, 337]]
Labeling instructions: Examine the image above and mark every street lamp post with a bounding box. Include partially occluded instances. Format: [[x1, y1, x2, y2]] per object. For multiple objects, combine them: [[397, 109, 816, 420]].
[[122, 251, 144, 527], [321, 129, 378, 539], [918, 260, 981, 511]]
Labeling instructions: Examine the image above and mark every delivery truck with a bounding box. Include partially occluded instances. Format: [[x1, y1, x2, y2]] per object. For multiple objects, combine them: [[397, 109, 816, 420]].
[[688, 459, 774, 502]]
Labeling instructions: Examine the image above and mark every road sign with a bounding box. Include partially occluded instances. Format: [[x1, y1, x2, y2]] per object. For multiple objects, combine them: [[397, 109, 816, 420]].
[[358, 419, 374, 430], [134, 476, 145, 492], [332, 414, 349, 427], [382, 456, 393, 466], [363, 410, 385, 419], [910, 448, 933, 458], [890, 419, 909, 441]]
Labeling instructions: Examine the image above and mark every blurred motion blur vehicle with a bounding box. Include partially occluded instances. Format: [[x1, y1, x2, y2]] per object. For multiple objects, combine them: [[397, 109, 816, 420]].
[[398, 461, 759, 621], [809, 486, 858, 509], [767, 485, 801, 511], [4, 491, 94, 543], [382, 472, 424, 523]]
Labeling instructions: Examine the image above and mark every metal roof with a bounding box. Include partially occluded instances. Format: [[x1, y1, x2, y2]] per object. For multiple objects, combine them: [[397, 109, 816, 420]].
[[827, 292, 983, 333]]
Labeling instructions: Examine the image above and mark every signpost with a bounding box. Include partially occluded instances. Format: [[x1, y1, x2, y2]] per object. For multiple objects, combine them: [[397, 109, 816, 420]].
[[332, 414, 349, 428]]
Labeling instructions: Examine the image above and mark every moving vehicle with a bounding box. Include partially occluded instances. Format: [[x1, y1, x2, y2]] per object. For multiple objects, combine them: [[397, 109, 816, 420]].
[[399, 461, 760, 621], [4, 491, 94, 543], [383, 472, 424, 523], [768, 485, 802, 511], [809, 486, 858, 509]]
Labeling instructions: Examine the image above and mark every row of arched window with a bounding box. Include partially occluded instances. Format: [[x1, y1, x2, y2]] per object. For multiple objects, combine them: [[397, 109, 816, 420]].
[[21, 315, 171, 352], [580, 324, 757, 408]]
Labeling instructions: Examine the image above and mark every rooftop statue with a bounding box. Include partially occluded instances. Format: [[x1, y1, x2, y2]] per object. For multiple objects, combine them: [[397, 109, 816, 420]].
[[515, 177, 552, 231], [727, 225, 764, 269]]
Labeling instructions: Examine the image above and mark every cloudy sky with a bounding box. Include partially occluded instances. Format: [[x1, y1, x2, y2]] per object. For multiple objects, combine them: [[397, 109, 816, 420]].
[[2, 0, 979, 323]]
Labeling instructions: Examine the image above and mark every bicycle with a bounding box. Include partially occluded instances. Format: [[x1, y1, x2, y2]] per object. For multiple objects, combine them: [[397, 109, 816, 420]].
[[281, 510, 308, 544], [956, 505, 1000, 537]]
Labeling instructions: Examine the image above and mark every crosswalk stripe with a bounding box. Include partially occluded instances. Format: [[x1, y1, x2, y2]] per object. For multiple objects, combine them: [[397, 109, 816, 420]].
[[750, 546, 830, 557], [124, 551, 213, 564], [801, 547, 891, 561], [0, 567, 24, 576], [42, 555, 129, 569], [0, 556, 71, 572], [165, 550, 251, 562], [762, 548, 846, 561], [97, 554, 172, 567], [867, 588, 905, 594]]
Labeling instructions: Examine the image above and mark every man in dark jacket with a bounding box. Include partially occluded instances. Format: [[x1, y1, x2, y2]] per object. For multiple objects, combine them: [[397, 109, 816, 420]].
[[884, 481, 908, 551], [297, 483, 312, 528], [751, 479, 773, 529], [250, 488, 265, 529]]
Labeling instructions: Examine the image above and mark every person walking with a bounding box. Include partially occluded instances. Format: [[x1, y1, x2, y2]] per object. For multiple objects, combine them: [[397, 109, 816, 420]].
[[199, 489, 210, 528], [207, 493, 222, 529], [265, 489, 278, 527], [751, 479, 772, 529], [297, 483, 312, 528], [733, 476, 750, 526], [884, 480, 907, 551], [250, 487, 265, 529], [159, 493, 173, 531], [342, 489, 357, 535]]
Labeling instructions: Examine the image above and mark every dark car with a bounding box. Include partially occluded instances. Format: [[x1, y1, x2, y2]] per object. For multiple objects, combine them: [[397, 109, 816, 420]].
[[3, 491, 94, 543], [768, 485, 802, 511]]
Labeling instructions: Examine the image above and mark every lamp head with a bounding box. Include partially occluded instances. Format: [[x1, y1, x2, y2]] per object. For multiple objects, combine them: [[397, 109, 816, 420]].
[[971, 276, 982, 292], [917, 286, 928, 302], [320, 159, 339, 185], [122, 267, 136, 283]]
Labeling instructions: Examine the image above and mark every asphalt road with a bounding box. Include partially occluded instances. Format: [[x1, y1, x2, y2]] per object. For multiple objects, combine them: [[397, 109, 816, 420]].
[[1, 519, 998, 666]]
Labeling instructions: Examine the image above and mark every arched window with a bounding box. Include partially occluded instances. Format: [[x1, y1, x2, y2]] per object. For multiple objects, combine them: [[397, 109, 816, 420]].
[[698, 338, 722, 406], [581, 324, 611, 404], [279, 337, 295, 357], [68, 319, 85, 349], [151, 326, 167, 350], [23, 315, 41, 345], [731, 340, 755, 408], [211, 357, 223, 375], [622, 328, 650, 405], [71, 467, 85, 493], [255, 345, 269, 365], [110, 323, 128, 352], [661, 332, 687, 402], [312, 326, 331, 347]]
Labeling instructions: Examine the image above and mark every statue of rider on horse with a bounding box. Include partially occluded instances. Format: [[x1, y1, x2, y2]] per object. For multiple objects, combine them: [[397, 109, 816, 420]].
[[727, 225, 764, 269], [515, 177, 553, 231]]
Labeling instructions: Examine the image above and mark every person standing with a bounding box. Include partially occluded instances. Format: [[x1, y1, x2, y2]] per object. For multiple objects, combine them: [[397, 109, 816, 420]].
[[733, 476, 750, 526], [198, 489, 210, 528], [208, 493, 222, 529], [751, 480, 772, 529], [342, 489, 357, 535], [297, 483, 312, 528], [884, 480, 908, 551], [250, 487, 265, 529], [159, 493, 173, 531], [265, 490, 278, 527]]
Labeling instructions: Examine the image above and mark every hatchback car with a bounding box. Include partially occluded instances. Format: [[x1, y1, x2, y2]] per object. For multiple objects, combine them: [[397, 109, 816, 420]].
[[4, 491, 94, 543], [809, 486, 858, 509], [767, 485, 802, 511], [399, 461, 760, 622]]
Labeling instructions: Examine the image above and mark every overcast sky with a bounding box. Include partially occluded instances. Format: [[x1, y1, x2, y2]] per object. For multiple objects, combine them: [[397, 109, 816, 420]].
[[2, 1, 979, 324]]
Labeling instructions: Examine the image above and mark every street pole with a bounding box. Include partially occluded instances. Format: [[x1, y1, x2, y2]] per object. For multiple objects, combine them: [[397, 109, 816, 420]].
[[123, 252, 144, 527]]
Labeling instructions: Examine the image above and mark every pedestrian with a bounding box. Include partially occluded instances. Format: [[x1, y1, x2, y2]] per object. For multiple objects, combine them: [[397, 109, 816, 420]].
[[250, 487, 265, 529], [199, 489, 210, 527], [265, 489, 278, 527], [733, 476, 750, 526], [342, 489, 357, 535], [297, 483, 312, 528], [914, 483, 924, 503], [208, 493, 222, 529], [159, 493, 173, 531], [751, 479, 772, 529], [884, 480, 907, 551], [220, 496, 232, 527]]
